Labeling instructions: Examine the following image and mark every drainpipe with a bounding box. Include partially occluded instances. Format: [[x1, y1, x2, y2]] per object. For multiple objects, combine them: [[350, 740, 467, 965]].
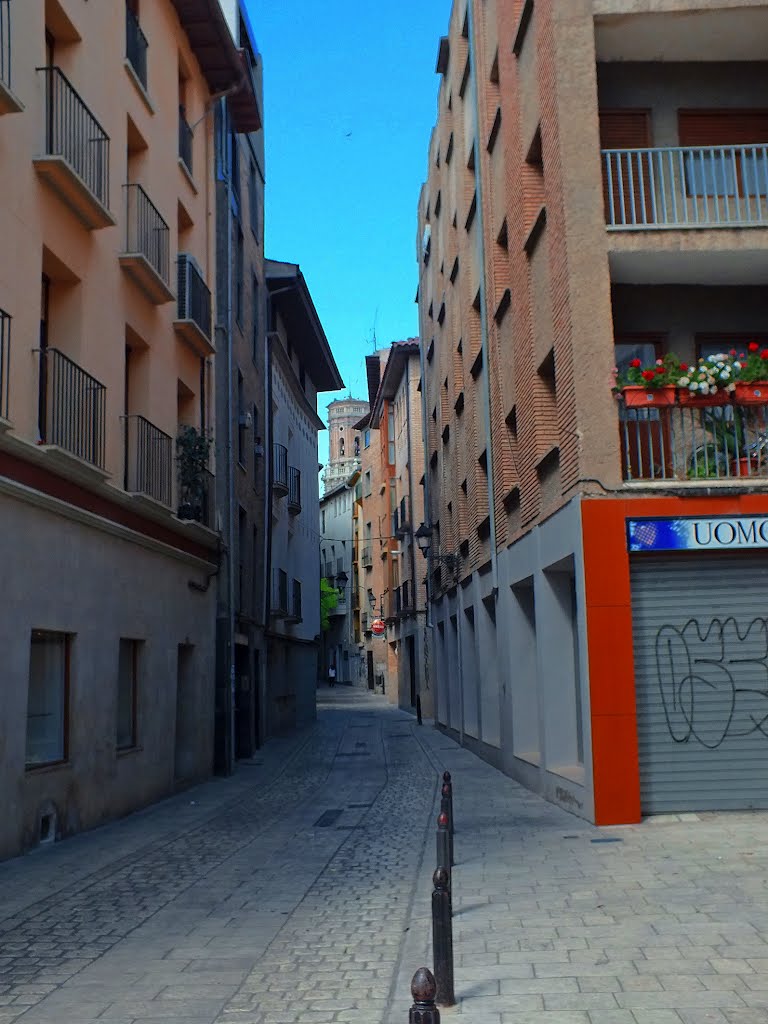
[[467, 0, 499, 595]]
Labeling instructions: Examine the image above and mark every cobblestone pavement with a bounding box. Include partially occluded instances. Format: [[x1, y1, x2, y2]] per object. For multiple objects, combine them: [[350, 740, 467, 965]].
[[6, 690, 768, 1024]]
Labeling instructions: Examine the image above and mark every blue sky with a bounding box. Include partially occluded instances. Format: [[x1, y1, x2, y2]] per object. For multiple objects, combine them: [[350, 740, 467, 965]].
[[245, 0, 450, 460]]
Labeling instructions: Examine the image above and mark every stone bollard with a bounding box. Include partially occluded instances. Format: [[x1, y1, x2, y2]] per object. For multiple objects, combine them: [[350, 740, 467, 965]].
[[436, 812, 451, 889], [409, 967, 441, 1024], [432, 867, 455, 1007]]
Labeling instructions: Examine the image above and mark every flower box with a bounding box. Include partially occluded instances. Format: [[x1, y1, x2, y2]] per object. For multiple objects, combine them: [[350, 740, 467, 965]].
[[731, 456, 759, 478], [622, 385, 676, 409], [678, 388, 730, 408], [733, 382, 768, 406]]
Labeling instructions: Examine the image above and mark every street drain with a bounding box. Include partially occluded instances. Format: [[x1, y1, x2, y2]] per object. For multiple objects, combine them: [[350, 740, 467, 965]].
[[314, 809, 344, 828]]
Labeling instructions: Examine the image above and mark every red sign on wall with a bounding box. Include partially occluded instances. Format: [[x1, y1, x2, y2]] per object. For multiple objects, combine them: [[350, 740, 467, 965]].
[[371, 618, 386, 637]]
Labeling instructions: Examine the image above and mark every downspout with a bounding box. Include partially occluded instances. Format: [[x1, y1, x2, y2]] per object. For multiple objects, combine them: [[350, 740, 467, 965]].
[[467, 1, 499, 594]]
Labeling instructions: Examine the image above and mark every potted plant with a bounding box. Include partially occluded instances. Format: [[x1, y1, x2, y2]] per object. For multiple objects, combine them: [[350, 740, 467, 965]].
[[733, 342, 768, 405], [176, 425, 212, 521], [677, 353, 736, 407], [613, 354, 679, 408]]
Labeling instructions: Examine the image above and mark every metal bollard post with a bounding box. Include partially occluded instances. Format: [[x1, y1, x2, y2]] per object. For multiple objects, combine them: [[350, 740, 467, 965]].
[[432, 867, 455, 1007], [409, 967, 441, 1024], [436, 812, 451, 890], [440, 785, 454, 867], [442, 772, 454, 838]]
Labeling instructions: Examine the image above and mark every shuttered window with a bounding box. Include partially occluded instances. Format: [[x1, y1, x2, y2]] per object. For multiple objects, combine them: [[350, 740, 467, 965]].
[[678, 110, 768, 197]]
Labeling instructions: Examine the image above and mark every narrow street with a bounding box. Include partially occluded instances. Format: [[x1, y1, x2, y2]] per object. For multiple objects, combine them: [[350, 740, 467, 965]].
[[3, 689, 768, 1024]]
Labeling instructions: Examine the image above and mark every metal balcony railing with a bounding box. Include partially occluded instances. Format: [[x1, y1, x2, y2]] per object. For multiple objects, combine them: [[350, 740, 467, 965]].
[[392, 507, 399, 537], [38, 66, 110, 209], [398, 494, 411, 535], [38, 348, 106, 468], [272, 568, 288, 616], [288, 466, 301, 513], [177, 254, 211, 339], [394, 586, 402, 617], [291, 579, 302, 622], [361, 612, 369, 631], [361, 546, 373, 568], [620, 400, 768, 482], [273, 443, 288, 494], [1, 1, 12, 92], [124, 184, 170, 284], [125, 414, 172, 506], [0, 308, 9, 421], [179, 110, 193, 174], [603, 145, 768, 229], [125, 5, 148, 91]]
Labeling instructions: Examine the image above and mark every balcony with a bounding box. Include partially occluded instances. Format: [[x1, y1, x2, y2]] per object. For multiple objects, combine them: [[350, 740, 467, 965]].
[[273, 443, 288, 495], [392, 506, 399, 537], [397, 495, 411, 537], [329, 591, 347, 618], [124, 414, 172, 507], [286, 578, 302, 623], [271, 568, 289, 618], [0, 308, 9, 424], [603, 145, 768, 231], [619, 398, 768, 483], [125, 5, 148, 93], [38, 348, 106, 469], [361, 546, 373, 569], [361, 612, 369, 632], [34, 67, 114, 229], [401, 579, 415, 614], [173, 254, 213, 356], [0, 1, 22, 114], [288, 466, 301, 515], [119, 184, 173, 304], [179, 110, 193, 177]]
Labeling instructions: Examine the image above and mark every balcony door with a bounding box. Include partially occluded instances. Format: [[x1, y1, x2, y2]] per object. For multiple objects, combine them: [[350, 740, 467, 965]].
[[600, 109, 652, 225], [37, 275, 50, 443], [615, 334, 672, 480], [678, 110, 768, 199]]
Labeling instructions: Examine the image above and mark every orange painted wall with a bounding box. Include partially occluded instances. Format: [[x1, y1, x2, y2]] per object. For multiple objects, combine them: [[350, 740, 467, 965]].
[[583, 492, 768, 825]]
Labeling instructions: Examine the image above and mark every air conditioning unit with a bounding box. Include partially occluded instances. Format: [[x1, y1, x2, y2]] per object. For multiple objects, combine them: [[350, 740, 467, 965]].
[[239, 411, 253, 428]]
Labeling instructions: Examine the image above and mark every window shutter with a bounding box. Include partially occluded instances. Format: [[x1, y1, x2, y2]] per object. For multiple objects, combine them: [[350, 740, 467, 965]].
[[678, 110, 768, 147], [600, 110, 652, 224]]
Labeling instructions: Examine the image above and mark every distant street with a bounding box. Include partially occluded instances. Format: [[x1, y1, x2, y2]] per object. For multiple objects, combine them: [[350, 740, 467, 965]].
[[3, 689, 768, 1024]]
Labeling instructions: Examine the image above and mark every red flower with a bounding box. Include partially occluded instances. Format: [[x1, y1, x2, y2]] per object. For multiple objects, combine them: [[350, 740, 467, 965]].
[[761, 350, 768, 360], [629, 358, 642, 368], [680, 363, 688, 371], [641, 370, 655, 381], [730, 349, 737, 356], [740, 353, 746, 360], [749, 342, 759, 352], [655, 366, 665, 375]]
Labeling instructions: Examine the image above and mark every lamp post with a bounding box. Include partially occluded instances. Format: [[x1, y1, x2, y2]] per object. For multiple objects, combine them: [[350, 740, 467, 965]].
[[416, 522, 457, 575]]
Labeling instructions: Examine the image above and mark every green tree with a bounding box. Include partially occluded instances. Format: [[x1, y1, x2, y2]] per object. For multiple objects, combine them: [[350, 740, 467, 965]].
[[320, 578, 339, 631]]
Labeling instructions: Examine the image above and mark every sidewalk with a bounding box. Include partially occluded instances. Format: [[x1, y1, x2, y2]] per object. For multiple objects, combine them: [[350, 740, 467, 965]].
[[390, 722, 768, 1024]]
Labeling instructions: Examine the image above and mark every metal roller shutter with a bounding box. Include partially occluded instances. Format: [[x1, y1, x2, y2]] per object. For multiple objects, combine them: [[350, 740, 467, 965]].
[[631, 555, 768, 814]]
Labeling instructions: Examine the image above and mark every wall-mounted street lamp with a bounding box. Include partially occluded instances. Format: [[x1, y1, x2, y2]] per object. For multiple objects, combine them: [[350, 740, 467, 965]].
[[415, 522, 458, 575]]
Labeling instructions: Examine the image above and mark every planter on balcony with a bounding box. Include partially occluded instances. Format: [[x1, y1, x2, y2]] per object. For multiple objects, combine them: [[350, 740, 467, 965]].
[[731, 456, 760, 478], [733, 382, 768, 406], [678, 389, 730, 408], [621, 385, 676, 409]]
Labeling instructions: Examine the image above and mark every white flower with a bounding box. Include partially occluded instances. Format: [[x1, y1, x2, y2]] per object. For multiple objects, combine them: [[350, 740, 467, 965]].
[[717, 361, 725, 369], [689, 381, 699, 391], [720, 370, 730, 380], [734, 361, 742, 370], [700, 384, 710, 395], [727, 383, 737, 393], [679, 376, 690, 387]]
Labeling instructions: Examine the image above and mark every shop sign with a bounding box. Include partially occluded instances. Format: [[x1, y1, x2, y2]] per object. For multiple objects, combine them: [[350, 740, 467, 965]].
[[628, 516, 768, 553]]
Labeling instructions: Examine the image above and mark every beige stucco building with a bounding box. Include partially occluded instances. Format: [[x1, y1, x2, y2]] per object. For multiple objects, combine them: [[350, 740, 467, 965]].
[[0, 0, 258, 858], [419, 0, 768, 824]]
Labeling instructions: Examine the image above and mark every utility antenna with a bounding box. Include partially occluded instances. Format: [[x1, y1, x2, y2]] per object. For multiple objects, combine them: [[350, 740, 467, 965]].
[[369, 308, 379, 353]]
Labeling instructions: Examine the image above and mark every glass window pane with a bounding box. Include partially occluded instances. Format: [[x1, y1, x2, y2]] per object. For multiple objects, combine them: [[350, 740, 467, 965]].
[[684, 152, 736, 197], [614, 342, 658, 376], [26, 632, 67, 766]]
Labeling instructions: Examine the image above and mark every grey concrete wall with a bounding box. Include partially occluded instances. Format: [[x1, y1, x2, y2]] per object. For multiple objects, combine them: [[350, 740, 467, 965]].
[[430, 498, 595, 822], [597, 62, 768, 147], [0, 491, 216, 861]]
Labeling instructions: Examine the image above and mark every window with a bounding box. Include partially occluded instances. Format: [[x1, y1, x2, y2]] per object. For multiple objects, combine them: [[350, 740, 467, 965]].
[[322, 509, 326, 533], [388, 406, 395, 465], [252, 403, 260, 478], [117, 639, 139, 750], [364, 429, 371, 448], [679, 110, 768, 198], [249, 161, 260, 239], [238, 507, 247, 613], [230, 131, 241, 202], [235, 227, 244, 326], [237, 369, 246, 466], [26, 631, 69, 768], [252, 274, 260, 363], [364, 470, 372, 497]]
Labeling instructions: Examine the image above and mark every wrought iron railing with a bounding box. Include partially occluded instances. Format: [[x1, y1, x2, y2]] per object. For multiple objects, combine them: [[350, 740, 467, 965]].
[[361, 612, 369, 631], [288, 466, 301, 512], [0, 308, 9, 421], [603, 145, 768, 229], [1, 1, 12, 92], [619, 400, 768, 482], [179, 110, 193, 174], [392, 506, 399, 537], [125, 414, 172, 506], [273, 442, 288, 492], [125, 5, 148, 91], [177, 254, 211, 339], [39, 348, 106, 467], [272, 568, 288, 615], [124, 184, 170, 284], [361, 546, 372, 568], [38, 66, 110, 209]]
